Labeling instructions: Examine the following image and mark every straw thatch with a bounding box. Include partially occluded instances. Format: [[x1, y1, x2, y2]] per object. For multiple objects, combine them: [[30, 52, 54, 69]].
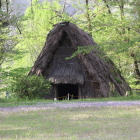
[[29, 21, 131, 99]]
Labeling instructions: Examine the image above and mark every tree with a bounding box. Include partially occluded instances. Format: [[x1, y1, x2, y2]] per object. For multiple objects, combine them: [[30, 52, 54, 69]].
[[17, 0, 71, 63], [0, 0, 23, 95], [0, 0, 9, 66], [129, 0, 140, 80], [70, 0, 140, 87], [0, 0, 17, 66]]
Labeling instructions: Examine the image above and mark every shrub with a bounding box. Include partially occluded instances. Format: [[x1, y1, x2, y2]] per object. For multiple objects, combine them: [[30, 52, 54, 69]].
[[11, 75, 50, 99]]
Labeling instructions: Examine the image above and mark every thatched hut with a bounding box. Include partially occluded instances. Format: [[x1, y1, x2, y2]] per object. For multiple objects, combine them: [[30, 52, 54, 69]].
[[29, 22, 131, 100]]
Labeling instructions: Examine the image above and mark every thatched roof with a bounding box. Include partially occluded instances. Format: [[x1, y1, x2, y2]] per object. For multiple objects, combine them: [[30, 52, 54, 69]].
[[29, 21, 131, 97]]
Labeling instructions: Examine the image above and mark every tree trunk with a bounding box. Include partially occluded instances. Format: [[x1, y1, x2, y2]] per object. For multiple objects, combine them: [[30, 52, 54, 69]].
[[0, 0, 2, 9], [134, 59, 140, 79], [6, 0, 9, 13], [85, 0, 92, 34], [131, 53, 140, 79], [102, 0, 112, 14], [31, 0, 33, 13]]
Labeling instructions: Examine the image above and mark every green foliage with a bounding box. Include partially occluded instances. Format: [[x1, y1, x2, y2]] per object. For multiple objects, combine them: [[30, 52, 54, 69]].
[[0, 2, 18, 66], [1, 0, 140, 96], [128, 78, 140, 89], [0, 66, 31, 95], [0, 16, 11, 65], [19, 0, 72, 62], [0, 0, 71, 97], [66, 45, 99, 60], [115, 77, 122, 84], [72, 0, 140, 88], [11, 75, 51, 99]]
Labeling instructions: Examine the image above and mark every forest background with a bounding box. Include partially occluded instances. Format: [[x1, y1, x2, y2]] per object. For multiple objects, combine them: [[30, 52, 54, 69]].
[[0, 0, 140, 97]]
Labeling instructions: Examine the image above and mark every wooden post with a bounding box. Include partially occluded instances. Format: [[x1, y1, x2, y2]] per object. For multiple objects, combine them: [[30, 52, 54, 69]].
[[71, 94, 73, 100], [68, 93, 69, 101], [78, 86, 81, 99], [54, 85, 58, 100]]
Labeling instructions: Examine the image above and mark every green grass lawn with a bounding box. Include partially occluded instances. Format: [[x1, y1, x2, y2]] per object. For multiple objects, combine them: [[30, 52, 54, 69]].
[[1, 95, 140, 107], [0, 106, 140, 140]]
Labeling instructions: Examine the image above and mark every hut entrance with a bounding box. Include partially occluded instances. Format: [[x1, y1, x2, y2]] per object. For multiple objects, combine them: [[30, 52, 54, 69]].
[[57, 84, 78, 100]]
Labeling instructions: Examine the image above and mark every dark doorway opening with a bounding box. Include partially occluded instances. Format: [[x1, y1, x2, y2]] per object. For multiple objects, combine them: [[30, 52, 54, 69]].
[[58, 84, 78, 100]]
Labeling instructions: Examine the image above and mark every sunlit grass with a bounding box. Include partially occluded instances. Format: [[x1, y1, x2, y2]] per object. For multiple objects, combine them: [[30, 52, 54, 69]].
[[0, 106, 140, 140]]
